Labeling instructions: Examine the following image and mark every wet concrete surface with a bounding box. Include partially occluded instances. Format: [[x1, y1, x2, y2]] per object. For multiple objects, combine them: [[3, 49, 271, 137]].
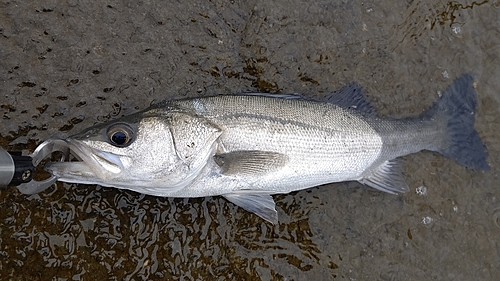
[[1, 0, 499, 280]]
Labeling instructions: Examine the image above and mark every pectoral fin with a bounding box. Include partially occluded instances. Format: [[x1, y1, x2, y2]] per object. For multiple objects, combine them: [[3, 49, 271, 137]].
[[214, 151, 288, 176], [360, 160, 409, 194], [223, 192, 278, 224]]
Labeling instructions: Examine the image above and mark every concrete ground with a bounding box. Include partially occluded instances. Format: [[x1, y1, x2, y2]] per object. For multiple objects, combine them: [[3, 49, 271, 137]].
[[1, 0, 499, 280]]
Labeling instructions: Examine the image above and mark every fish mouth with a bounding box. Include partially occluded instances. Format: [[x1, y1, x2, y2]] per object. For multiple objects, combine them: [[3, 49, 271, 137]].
[[45, 139, 126, 185]]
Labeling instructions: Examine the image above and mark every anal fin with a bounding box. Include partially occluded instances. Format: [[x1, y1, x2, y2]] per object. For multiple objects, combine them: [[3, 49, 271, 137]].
[[223, 192, 278, 224], [360, 160, 409, 194]]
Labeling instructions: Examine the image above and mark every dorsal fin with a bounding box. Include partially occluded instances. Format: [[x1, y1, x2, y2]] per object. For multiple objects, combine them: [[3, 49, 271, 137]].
[[241, 92, 312, 100], [325, 82, 376, 115], [243, 83, 375, 115]]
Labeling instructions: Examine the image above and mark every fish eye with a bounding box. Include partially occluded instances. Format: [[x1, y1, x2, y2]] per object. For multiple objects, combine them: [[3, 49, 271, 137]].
[[107, 123, 134, 147]]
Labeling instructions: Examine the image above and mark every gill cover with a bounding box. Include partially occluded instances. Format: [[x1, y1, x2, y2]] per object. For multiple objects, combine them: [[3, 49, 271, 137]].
[[168, 111, 222, 168]]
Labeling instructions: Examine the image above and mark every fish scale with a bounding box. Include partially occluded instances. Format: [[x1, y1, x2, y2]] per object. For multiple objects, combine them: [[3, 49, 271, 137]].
[[178, 96, 384, 183]]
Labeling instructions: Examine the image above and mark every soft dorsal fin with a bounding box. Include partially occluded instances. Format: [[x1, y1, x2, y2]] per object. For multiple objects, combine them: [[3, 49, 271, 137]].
[[359, 160, 409, 194], [325, 82, 376, 115], [214, 150, 289, 176]]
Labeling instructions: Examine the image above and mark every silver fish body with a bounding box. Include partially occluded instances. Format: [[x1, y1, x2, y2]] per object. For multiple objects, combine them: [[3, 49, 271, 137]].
[[46, 74, 489, 223]]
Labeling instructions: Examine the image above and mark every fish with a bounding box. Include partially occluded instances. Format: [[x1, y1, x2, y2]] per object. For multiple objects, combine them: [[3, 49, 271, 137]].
[[45, 74, 489, 224]]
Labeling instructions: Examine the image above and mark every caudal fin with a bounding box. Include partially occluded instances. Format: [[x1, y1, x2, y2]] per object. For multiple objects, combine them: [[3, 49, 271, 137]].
[[427, 74, 489, 170]]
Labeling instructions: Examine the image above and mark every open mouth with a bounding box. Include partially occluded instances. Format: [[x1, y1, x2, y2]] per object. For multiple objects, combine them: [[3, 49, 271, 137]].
[[43, 139, 125, 185]]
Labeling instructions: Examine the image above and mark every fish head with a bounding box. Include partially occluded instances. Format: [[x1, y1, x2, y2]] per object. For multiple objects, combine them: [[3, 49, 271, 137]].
[[46, 108, 222, 193]]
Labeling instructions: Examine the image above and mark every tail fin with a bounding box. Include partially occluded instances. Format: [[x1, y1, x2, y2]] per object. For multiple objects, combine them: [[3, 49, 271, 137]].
[[427, 74, 489, 170]]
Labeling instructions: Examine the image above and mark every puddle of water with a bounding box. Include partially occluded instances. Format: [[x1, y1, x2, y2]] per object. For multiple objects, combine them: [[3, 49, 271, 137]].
[[1, 0, 499, 280]]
